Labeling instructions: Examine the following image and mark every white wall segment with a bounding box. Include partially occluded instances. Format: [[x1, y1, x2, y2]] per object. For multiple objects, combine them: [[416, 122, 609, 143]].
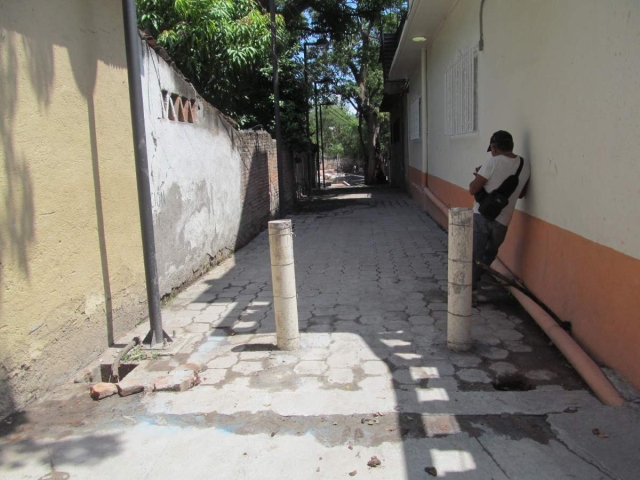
[[422, 0, 640, 259], [140, 41, 244, 294]]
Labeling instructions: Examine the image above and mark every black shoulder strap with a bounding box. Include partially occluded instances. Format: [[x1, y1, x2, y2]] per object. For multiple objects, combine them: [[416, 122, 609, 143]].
[[493, 157, 524, 197], [515, 157, 524, 178]]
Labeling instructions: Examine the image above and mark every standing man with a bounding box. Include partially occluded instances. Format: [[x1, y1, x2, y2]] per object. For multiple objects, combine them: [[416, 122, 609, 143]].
[[468, 131, 530, 301]]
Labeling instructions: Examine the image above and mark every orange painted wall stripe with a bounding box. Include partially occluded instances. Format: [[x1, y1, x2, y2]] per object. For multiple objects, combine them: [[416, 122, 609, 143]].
[[409, 166, 640, 391]]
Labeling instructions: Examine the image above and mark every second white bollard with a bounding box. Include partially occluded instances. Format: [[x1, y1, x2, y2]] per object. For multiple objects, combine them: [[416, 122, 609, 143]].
[[447, 208, 474, 351], [268, 219, 300, 350]]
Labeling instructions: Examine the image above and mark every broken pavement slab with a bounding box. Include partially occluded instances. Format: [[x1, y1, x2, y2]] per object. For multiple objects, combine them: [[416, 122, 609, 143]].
[[547, 405, 640, 480], [108, 360, 203, 397], [113, 360, 155, 396], [154, 369, 201, 392]]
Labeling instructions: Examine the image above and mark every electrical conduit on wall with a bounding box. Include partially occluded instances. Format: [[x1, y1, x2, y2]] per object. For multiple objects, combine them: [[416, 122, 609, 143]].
[[420, 185, 624, 406]]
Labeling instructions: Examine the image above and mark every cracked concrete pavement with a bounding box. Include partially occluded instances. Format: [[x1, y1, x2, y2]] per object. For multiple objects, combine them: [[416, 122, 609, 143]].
[[1, 187, 639, 479]]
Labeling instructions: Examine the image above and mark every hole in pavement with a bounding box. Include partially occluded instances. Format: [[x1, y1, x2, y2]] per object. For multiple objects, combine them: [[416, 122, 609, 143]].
[[492, 373, 534, 391], [233, 343, 276, 352], [100, 364, 138, 383]]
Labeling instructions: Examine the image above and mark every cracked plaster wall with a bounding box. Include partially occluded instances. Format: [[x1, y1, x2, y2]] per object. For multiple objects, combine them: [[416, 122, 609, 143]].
[[140, 40, 281, 296], [0, 0, 290, 419]]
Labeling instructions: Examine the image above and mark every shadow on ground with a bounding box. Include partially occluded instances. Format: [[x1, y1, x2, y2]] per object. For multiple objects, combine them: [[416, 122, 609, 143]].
[[0, 186, 605, 479]]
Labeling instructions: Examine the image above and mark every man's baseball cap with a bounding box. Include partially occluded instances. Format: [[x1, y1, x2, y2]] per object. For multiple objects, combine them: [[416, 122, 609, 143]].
[[487, 130, 514, 152]]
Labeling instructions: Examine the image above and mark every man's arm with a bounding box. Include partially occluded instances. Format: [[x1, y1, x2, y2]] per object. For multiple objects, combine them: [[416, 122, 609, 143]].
[[469, 173, 488, 195], [519, 179, 529, 199]]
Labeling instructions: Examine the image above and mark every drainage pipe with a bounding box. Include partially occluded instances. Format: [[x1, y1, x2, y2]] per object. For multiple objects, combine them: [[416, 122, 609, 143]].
[[111, 337, 140, 381], [491, 259, 623, 406], [420, 186, 624, 406], [420, 48, 428, 179], [479, 0, 486, 51], [122, 0, 170, 346], [424, 186, 448, 215], [447, 208, 474, 351], [268, 220, 300, 350]]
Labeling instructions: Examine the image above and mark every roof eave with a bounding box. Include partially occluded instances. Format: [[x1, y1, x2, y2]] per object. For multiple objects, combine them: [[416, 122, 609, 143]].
[[388, 0, 457, 80]]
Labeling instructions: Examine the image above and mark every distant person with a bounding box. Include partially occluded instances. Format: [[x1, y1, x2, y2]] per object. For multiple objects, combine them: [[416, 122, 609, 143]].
[[468, 131, 530, 303]]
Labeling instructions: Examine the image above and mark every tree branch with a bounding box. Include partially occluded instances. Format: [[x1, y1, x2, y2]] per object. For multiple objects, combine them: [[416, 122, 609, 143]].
[[347, 60, 361, 82], [345, 97, 359, 111]]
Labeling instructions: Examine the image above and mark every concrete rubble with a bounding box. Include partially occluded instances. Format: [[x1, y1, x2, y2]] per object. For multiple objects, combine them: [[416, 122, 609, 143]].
[[90, 359, 203, 398], [1, 188, 639, 479]]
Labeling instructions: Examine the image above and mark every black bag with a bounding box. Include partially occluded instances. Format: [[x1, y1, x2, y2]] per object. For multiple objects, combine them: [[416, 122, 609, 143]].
[[475, 157, 524, 221]]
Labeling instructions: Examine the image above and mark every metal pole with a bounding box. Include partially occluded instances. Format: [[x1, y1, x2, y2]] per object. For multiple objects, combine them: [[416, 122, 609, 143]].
[[319, 102, 325, 188], [122, 0, 170, 347], [303, 44, 312, 194], [421, 48, 428, 185], [270, 0, 285, 216], [268, 220, 300, 350], [447, 208, 473, 351], [314, 82, 320, 189]]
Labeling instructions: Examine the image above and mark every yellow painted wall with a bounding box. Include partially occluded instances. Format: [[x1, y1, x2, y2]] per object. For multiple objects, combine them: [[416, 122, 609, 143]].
[[0, 0, 146, 416]]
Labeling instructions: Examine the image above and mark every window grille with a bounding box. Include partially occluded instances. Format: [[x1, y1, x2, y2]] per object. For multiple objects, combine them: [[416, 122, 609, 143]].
[[445, 48, 478, 136]]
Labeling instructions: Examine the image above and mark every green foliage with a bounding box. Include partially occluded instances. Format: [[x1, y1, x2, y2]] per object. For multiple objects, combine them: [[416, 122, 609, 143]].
[[288, 0, 405, 182], [120, 345, 158, 362], [312, 105, 360, 162], [135, 0, 404, 161], [137, 0, 301, 138]]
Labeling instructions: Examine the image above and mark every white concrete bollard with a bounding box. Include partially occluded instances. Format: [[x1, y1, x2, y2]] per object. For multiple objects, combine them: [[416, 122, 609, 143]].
[[447, 208, 474, 351], [268, 219, 300, 350]]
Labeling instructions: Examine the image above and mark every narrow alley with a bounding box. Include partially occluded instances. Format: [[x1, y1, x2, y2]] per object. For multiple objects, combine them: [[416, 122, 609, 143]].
[[1, 187, 637, 479]]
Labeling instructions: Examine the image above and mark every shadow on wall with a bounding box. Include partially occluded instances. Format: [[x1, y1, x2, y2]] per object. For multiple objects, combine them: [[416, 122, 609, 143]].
[[233, 130, 298, 255], [0, 0, 129, 417], [503, 128, 534, 275], [234, 132, 274, 252]]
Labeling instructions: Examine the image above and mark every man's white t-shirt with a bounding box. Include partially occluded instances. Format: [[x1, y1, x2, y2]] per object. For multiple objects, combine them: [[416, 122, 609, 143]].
[[473, 154, 531, 226]]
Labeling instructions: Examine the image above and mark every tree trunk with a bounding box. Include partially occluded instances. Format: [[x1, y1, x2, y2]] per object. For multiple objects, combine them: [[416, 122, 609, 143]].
[[364, 108, 380, 184], [357, 113, 367, 176]]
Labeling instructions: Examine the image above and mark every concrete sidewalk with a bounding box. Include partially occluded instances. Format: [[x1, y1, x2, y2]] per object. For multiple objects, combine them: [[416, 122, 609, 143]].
[[1, 187, 639, 479]]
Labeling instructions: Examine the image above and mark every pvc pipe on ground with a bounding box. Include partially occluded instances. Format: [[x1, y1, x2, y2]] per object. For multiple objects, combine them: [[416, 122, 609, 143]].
[[424, 187, 448, 214], [421, 186, 624, 406], [447, 208, 474, 351], [492, 259, 624, 406], [268, 220, 300, 350], [111, 337, 140, 381]]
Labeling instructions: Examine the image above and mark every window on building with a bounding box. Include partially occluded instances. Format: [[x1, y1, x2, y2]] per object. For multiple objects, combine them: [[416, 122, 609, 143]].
[[409, 96, 421, 140], [445, 48, 478, 136]]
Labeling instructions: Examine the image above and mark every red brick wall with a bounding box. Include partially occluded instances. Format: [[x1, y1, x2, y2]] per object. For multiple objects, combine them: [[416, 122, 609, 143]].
[[281, 149, 297, 210], [235, 131, 296, 249]]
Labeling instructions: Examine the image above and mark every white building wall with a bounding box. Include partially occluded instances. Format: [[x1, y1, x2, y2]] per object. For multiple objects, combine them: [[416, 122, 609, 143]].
[[406, 66, 424, 172], [140, 41, 244, 294], [426, 0, 640, 259]]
